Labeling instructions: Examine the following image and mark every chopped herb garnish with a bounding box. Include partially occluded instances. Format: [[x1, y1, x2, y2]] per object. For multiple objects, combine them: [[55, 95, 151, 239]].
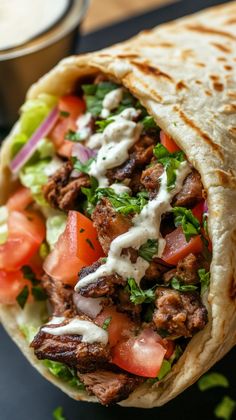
[[21, 265, 47, 304], [60, 110, 70, 118], [53, 406, 67, 420], [172, 206, 201, 242], [79, 228, 85, 233], [95, 118, 114, 132], [138, 239, 158, 262], [16, 285, 29, 309], [198, 268, 210, 295], [73, 157, 95, 175], [32, 285, 47, 301], [171, 277, 198, 292], [198, 372, 229, 391], [82, 82, 118, 116], [86, 238, 95, 250], [44, 360, 85, 390], [126, 278, 155, 305], [102, 317, 112, 330], [153, 144, 185, 191], [214, 396, 236, 420], [81, 176, 99, 215], [94, 188, 148, 215], [65, 130, 81, 142], [141, 116, 157, 130]]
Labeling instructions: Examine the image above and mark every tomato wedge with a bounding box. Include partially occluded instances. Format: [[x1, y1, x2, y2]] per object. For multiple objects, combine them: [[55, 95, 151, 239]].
[[95, 306, 135, 347], [0, 270, 31, 305], [7, 187, 33, 212], [192, 200, 204, 224], [162, 226, 203, 265], [0, 211, 45, 271], [112, 329, 167, 378], [44, 211, 103, 285], [160, 130, 181, 153], [50, 95, 86, 156]]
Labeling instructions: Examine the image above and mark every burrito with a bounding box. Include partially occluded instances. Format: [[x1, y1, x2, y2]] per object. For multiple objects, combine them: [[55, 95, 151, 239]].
[[0, 1, 236, 408]]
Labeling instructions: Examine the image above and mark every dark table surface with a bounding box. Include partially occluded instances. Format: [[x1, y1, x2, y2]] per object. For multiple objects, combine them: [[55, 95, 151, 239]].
[[1, 0, 235, 419]]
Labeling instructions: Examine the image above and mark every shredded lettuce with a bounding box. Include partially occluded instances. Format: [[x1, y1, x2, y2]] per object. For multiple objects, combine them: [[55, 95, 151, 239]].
[[0, 206, 8, 245], [43, 360, 85, 390], [198, 372, 229, 391], [157, 360, 172, 380], [46, 212, 67, 250], [20, 94, 57, 137], [214, 396, 236, 420], [53, 407, 67, 420], [19, 160, 49, 205]]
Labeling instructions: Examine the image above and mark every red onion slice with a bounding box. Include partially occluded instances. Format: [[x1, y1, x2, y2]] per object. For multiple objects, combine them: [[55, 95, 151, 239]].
[[73, 293, 103, 318], [72, 143, 97, 162], [10, 107, 58, 174], [203, 200, 208, 214]]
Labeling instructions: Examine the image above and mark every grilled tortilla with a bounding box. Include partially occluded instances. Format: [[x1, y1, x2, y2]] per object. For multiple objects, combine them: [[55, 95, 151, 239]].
[[0, 1, 236, 408]]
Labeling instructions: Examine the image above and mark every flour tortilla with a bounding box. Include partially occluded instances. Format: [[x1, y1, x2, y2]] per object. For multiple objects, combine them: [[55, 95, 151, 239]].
[[0, 1, 236, 408]]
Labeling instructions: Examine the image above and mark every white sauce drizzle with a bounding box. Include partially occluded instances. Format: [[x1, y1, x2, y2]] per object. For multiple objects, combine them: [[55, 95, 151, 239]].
[[100, 88, 123, 118], [86, 133, 103, 149], [42, 318, 108, 345], [75, 161, 191, 291], [88, 107, 142, 187], [110, 183, 131, 194], [76, 112, 93, 141]]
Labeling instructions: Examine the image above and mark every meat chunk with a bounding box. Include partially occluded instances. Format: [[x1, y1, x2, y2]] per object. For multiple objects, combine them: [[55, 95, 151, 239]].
[[31, 319, 111, 372], [78, 260, 125, 298], [42, 274, 76, 317], [144, 259, 170, 283], [107, 134, 156, 183], [115, 288, 142, 320], [92, 197, 132, 254], [153, 288, 207, 337], [43, 160, 90, 211], [163, 254, 210, 285], [78, 370, 141, 405], [172, 169, 203, 208], [140, 163, 164, 196]]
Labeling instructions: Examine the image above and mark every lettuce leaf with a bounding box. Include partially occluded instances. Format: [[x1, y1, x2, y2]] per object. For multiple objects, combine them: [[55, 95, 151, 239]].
[[43, 360, 85, 390], [46, 212, 67, 250]]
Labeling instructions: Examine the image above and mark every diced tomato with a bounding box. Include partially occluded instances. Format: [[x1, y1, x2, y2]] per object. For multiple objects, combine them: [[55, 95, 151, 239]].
[[0, 270, 31, 305], [112, 329, 166, 378], [160, 130, 181, 153], [95, 306, 135, 347], [161, 226, 203, 265], [43, 211, 103, 285], [74, 212, 104, 265], [0, 211, 45, 271], [192, 201, 205, 224], [7, 187, 33, 212], [58, 95, 86, 120], [163, 338, 175, 359], [49, 95, 85, 155]]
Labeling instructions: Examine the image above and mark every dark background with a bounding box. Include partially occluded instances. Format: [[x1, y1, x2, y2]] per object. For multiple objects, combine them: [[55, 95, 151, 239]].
[[0, 0, 235, 419]]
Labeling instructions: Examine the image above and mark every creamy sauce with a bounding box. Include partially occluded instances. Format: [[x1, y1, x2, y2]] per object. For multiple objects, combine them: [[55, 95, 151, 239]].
[[0, 205, 8, 245], [100, 88, 123, 119], [75, 161, 191, 291], [110, 183, 131, 194], [0, 0, 69, 51], [89, 108, 142, 187], [87, 133, 103, 149], [76, 113, 93, 141], [42, 318, 108, 345]]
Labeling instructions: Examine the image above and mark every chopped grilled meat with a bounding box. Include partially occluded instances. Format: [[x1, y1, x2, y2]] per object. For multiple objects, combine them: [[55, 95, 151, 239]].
[[42, 274, 76, 317], [92, 197, 132, 254], [78, 260, 125, 298], [172, 169, 203, 208], [140, 163, 164, 196], [31, 319, 111, 372], [107, 134, 156, 183], [144, 259, 170, 283], [78, 370, 141, 405], [43, 160, 90, 211], [153, 287, 207, 337], [163, 253, 210, 285]]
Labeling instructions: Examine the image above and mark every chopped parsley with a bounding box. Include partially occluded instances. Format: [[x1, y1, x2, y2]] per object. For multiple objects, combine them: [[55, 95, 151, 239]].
[[171, 277, 198, 292], [44, 360, 85, 390], [153, 144, 185, 191], [86, 238, 95, 250], [141, 116, 157, 130], [102, 317, 112, 330], [95, 118, 114, 132], [60, 110, 70, 118], [214, 396, 236, 420], [73, 157, 95, 175], [198, 268, 210, 295], [94, 188, 148, 215], [172, 206, 201, 242], [198, 372, 229, 391], [16, 266, 47, 309], [82, 82, 118, 116], [126, 278, 155, 305], [53, 406, 67, 420], [65, 130, 82, 142], [138, 239, 158, 262]]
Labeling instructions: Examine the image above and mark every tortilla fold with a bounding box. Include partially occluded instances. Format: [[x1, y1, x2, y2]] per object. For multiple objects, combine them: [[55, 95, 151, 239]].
[[0, 1, 236, 408]]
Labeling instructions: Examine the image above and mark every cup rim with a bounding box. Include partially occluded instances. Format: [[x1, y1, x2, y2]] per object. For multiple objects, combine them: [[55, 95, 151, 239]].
[[0, 0, 89, 61]]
